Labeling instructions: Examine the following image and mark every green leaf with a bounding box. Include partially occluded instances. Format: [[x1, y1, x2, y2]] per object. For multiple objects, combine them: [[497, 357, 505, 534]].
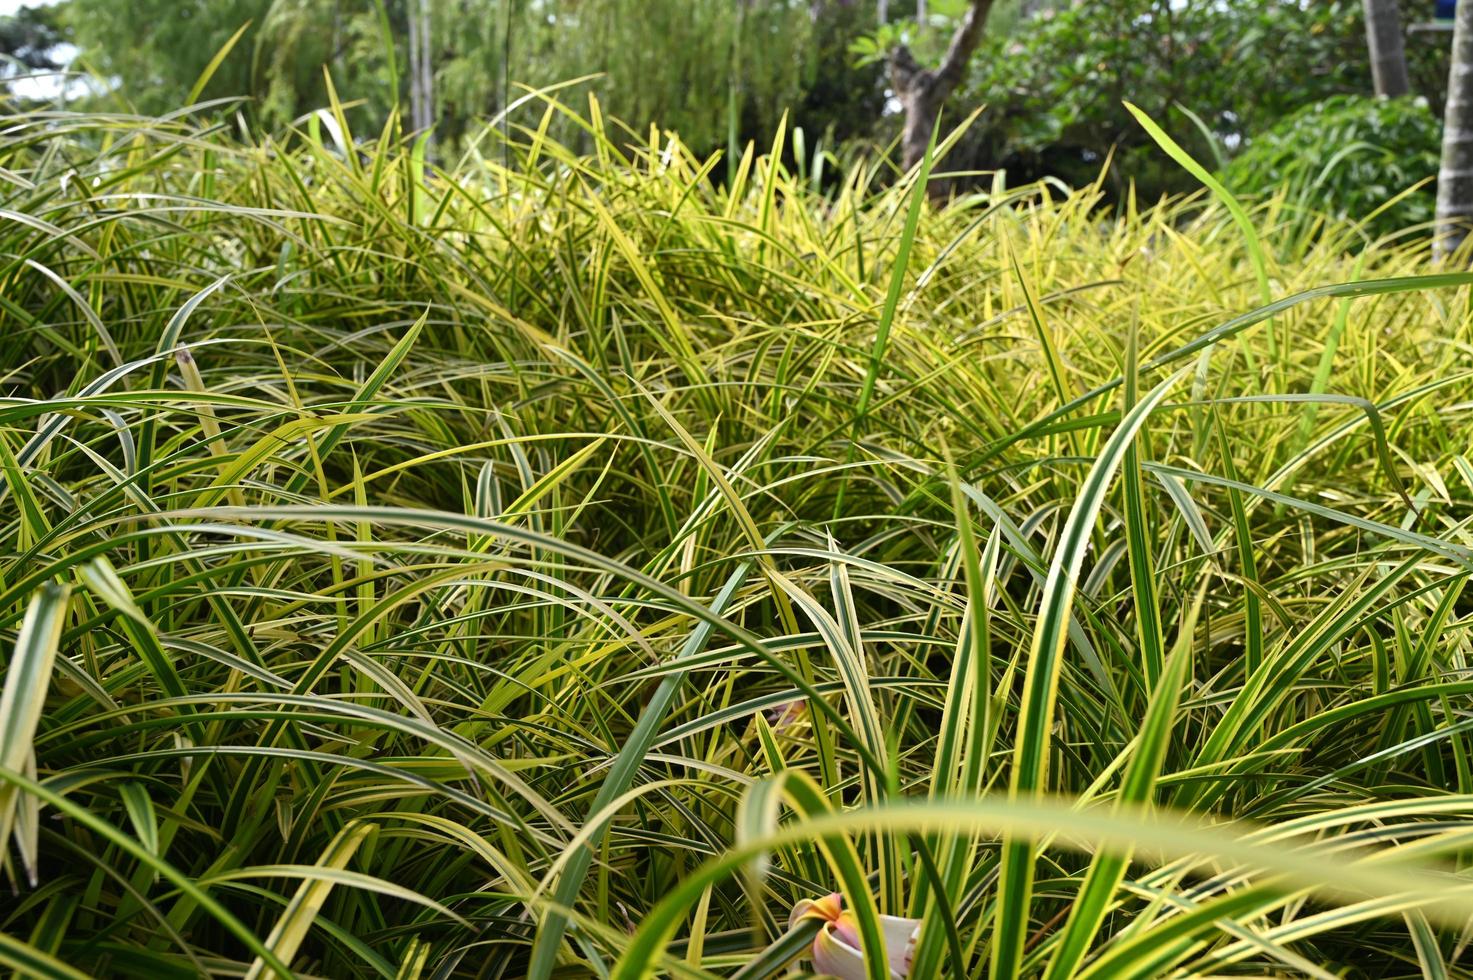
[[992, 364, 1191, 980], [0, 584, 69, 886]]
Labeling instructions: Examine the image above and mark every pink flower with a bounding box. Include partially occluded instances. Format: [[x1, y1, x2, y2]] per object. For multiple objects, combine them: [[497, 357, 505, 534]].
[[788, 892, 920, 979], [764, 699, 806, 731]]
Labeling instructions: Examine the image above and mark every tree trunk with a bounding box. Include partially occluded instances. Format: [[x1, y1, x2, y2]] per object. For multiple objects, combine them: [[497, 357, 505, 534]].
[[899, 84, 943, 173], [1363, 0, 1411, 98], [407, 0, 424, 131], [888, 0, 996, 172], [420, 0, 433, 130], [406, 0, 434, 135], [1437, 0, 1473, 257]]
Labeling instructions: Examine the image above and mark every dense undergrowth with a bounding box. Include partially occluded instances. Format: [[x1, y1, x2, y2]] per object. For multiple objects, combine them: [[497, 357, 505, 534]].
[[3, 98, 1473, 979]]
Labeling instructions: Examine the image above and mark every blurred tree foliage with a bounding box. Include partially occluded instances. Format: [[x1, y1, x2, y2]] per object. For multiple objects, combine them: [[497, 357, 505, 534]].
[[62, 0, 857, 156], [35, 0, 1462, 206], [935, 0, 1451, 197], [0, 3, 69, 77], [66, 0, 271, 109]]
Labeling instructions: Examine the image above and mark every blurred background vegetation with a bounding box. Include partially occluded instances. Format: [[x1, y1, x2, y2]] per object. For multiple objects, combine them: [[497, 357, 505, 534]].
[[0, 1, 1455, 216]]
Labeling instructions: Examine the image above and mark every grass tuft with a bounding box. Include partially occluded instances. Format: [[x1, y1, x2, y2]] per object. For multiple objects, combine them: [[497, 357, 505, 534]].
[[1, 100, 1472, 977]]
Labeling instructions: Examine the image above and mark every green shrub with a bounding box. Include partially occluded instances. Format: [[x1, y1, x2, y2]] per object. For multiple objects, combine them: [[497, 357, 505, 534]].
[[1220, 95, 1441, 240], [2, 101, 1473, 978], [876, 0, 1449, 200]]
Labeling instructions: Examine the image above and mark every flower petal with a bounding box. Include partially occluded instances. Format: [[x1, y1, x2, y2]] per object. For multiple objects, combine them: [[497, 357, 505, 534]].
[[788, 898, 818, 930], [765, 699, 806, 730], [789, 892, 843, 930], [813, 922, 869, 980], [816, 910, 921, 979], [877, 914, 921, 977], [831, 911, 862, 950]]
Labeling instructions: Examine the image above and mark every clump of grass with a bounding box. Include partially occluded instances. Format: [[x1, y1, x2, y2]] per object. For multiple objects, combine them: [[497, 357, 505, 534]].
[[1, 95, 1473, 979]]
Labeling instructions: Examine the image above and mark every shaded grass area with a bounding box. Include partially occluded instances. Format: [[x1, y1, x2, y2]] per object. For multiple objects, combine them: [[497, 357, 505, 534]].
[[2, 99, 1473, 978]]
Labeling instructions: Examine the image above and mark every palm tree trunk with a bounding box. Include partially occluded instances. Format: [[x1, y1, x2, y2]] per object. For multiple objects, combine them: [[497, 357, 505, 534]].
[[406, 0, 434, 135], [1437, 0, 1473, 257], [406, 0, 424, 132], [419, 0, 434, 134], [1363, 0, 1411, 97]]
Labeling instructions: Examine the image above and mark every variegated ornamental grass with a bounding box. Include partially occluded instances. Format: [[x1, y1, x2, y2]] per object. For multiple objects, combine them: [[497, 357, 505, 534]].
[[2, 95, 1473, 978]]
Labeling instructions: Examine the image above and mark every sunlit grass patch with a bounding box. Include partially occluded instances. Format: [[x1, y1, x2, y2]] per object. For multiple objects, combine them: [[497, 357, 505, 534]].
[[1, 98, 1472, 978]]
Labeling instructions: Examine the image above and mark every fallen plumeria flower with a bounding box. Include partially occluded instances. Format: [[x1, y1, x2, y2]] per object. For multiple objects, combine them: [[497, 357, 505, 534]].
[[788, 892, 920, 979], [764, 698, 805, 731]]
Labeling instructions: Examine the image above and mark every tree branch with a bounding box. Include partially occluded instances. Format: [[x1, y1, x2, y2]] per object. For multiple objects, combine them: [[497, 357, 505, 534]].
[[889, 42, 925, 95], [886, 0, 997, 172], [888, 0, 995, 100], [933, 0, 996, 94]]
